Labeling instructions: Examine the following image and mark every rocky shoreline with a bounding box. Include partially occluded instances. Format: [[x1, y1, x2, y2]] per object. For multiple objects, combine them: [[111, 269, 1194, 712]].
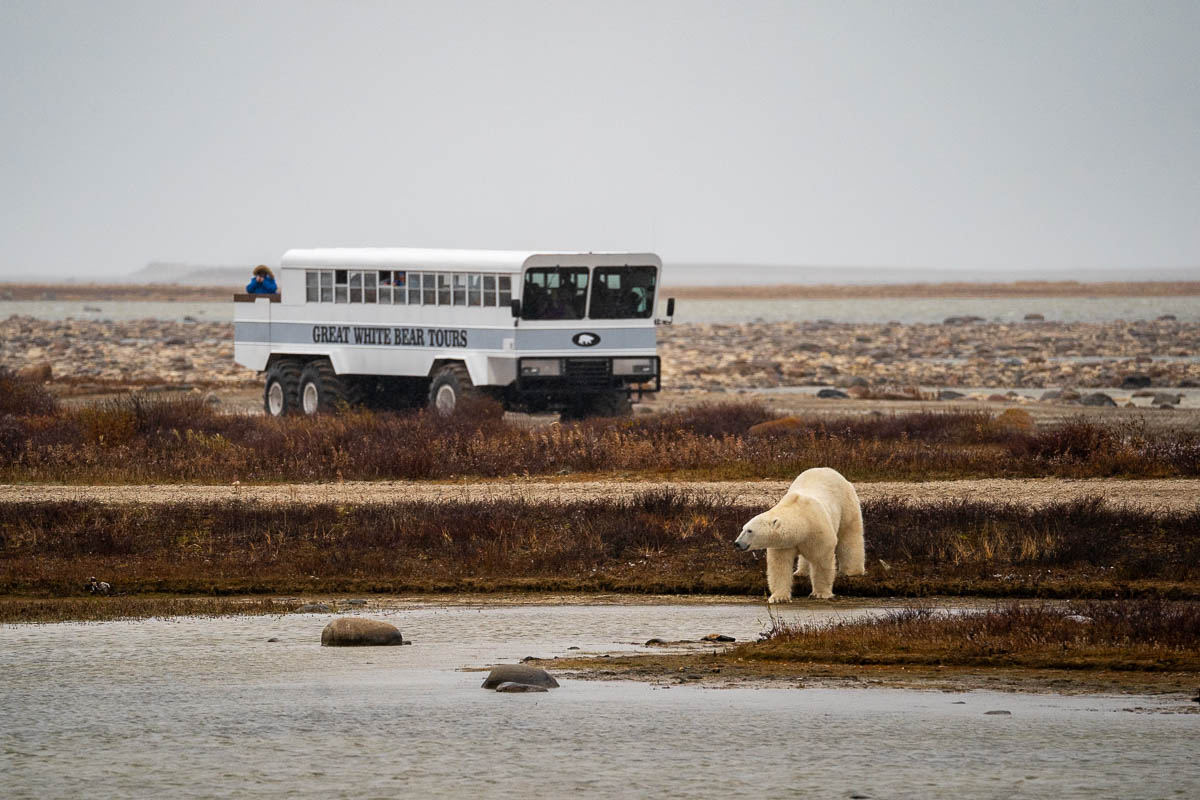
[[2, 314, 1197, 395]]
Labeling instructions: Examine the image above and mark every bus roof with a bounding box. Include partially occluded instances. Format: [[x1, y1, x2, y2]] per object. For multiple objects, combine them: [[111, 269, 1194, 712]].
[[281, 248, 661, 272]]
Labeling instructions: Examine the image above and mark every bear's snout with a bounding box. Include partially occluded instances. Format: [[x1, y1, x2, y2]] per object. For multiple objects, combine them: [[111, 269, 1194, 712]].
[[733, 536, 750, 551]]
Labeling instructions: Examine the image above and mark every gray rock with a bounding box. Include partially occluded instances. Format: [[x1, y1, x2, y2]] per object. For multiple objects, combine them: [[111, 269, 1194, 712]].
[[320, 617, 405, 646], [816, 388, 849, 399], [984, 710, 1012, 716], [494, 682, 549, 693], [1157, 314, 1177, 321], [1023, 313, 1045, 321], [1120, 375, 1151, 389], [1152, 392, 1182, 406], [481, 664, 560, 690], [267, 637, 280, 642], [938, 390, 965, 400], [1081, 392, 1116, 407], [644, 638, 669, 646], [344, 598, 368, 606], [295, 602, 331, 613], [701, 633, 736, 642]]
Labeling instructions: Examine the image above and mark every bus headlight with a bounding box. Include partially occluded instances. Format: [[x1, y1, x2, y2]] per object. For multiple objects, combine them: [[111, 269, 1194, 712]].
[[612, 358, 655, 376], [521, 358, 563, 376]]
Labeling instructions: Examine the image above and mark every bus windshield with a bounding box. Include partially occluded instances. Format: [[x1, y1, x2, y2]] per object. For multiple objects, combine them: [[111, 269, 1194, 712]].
[[588, 266, 657, 319], [521, 267, 589, 320]]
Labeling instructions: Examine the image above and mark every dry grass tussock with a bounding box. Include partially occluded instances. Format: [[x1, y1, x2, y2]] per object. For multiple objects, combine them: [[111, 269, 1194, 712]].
[[1, 368, 1197, 482], [2, 491, 1197, 600], [752, 599, 1200, 672]]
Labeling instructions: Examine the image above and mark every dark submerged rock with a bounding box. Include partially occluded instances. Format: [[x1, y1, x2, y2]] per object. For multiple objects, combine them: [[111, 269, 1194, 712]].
[[320, 617, 405, 646], [816, 388, 849, 399], [495, 682, 550, 693], [295, 602, 332, 613], [481, 664, 560, 690], [1081, 392, 1117, 407]]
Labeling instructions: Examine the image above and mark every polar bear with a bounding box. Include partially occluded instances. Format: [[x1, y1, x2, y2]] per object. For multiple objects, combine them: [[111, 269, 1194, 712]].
[[733, 467, 865, 601]]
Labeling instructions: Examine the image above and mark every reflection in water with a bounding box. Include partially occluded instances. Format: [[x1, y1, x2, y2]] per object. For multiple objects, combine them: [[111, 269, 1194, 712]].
[[2, 603, 1196, 799]]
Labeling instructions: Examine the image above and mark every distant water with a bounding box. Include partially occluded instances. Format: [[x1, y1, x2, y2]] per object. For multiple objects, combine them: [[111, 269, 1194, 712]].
[[3, 603, 1197, 800], [675, 296, 1198, 324], [1, 295, 1195, 325]]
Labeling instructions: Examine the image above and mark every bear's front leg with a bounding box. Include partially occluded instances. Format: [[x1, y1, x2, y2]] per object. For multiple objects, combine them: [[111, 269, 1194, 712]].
[[807, 551, 836, 599], [766, 547, 798, 603]]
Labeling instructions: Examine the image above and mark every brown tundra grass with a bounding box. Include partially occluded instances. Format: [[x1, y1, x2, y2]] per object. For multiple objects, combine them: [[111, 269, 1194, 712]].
[[1, 368, 1197, 482], [2, 492, 1197, 603], [749, 599, 1200, 672]]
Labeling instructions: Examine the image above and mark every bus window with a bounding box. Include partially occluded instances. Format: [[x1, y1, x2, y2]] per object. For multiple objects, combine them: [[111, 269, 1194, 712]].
[[589, 266, 657, 319], [452, 273, 467, 306], [320, 271, 333, 303], [349, 271, 363, 303], [364, 271, 377, 303], [521, 267, 588, 320], [483, 275, 496, 306], [392, 271, 406, 305], [422, 273, 437, 306], [335, 270, 348, 303], [437, 273, 451, 305], [468, 274, 482, 306], [498, 276, 511, 307], [305, 271, 319, 302]]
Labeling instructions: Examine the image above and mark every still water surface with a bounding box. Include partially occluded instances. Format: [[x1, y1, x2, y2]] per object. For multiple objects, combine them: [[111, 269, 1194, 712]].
[[2, 603, 1196, 799]]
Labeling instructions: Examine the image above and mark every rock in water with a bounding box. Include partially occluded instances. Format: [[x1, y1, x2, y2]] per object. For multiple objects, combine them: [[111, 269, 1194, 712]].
[[320, 618, 405, 646], [816, 388, 849, 399], [295, 602, 332, 613], [494, 682, 550, 693], [1081, 392, 1117, 407], [481, 664, 560, 690]]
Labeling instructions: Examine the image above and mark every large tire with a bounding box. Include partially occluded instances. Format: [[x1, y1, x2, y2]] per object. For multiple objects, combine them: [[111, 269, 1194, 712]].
[[297, 359, 362, 415], [263, 359, 302, 417], [427, 363, 475, 415]]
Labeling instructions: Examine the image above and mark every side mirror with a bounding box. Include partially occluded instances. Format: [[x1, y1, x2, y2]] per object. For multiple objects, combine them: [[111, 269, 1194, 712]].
[[666, 297, 675, 317], [510, 298, 521, 318]]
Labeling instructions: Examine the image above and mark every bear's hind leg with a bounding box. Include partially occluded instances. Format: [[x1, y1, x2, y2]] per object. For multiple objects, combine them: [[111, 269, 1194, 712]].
[[766, 547, 798, 603], [808, 553, 836, 599], [836, 505, 866, 576], [793, 554, 809, 577]]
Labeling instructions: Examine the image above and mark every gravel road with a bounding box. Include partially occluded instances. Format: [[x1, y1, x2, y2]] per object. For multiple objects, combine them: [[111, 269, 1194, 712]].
[[3, 479, 1197, 511]]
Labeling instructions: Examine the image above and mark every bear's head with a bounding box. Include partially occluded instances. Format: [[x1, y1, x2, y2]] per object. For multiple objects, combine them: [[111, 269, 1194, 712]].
[[734, 510, 786, 551]]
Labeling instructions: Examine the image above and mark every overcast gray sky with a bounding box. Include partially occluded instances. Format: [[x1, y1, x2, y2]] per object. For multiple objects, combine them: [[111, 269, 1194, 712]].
[[1, 0, 1197, 279]]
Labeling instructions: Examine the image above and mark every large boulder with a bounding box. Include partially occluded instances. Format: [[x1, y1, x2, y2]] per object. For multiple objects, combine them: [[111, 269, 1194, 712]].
[[1081, 392, 1117, 407], [320, 617, 406, 646], [481, 664, 560, 690]]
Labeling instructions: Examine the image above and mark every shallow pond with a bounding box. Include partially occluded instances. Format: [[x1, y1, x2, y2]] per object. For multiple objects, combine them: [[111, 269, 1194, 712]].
[[2, 602, 1196, 799]]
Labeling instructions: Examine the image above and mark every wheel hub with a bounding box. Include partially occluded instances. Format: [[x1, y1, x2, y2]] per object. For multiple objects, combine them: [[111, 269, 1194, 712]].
[[302, 381, 319, 414], [435, 384, 457, 413], [267, 382, 284, 416]]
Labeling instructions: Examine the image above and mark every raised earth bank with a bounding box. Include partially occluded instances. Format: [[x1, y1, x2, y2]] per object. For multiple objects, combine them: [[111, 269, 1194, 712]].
[[3, 491, 1197, 601]]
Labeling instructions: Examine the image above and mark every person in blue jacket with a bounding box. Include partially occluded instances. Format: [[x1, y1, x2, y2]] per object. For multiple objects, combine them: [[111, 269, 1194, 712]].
[[246, 265, 278, 294]]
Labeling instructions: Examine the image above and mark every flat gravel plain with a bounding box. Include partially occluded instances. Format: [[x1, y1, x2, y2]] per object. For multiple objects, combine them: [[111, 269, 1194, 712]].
[[2, 478, 1197, 510]]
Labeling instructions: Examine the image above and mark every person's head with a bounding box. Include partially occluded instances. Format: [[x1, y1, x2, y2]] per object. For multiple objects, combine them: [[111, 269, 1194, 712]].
[[252, 264, 274, 280]]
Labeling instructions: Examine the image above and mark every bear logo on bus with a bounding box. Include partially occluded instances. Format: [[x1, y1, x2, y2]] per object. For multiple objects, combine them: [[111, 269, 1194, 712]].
[[572, 332, 601, 347]]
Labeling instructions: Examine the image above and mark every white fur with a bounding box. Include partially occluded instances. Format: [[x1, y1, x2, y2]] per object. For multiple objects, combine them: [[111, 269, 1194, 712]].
[[733, 467, 865, 601]]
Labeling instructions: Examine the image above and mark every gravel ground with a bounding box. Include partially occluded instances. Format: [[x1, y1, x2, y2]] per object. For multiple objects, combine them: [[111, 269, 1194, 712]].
[[3, 478, 1197, 511]]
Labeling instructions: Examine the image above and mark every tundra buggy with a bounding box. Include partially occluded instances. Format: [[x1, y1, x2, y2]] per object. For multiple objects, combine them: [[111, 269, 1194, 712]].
[[233, 248, 673, 418]]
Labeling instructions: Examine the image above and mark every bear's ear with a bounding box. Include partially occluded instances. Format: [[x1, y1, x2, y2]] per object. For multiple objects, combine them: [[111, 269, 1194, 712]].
[[770, 517, 780, 529]]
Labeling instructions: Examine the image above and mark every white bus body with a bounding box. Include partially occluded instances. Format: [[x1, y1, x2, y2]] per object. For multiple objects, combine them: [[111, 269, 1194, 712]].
[[233, 248, 670, 417]]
